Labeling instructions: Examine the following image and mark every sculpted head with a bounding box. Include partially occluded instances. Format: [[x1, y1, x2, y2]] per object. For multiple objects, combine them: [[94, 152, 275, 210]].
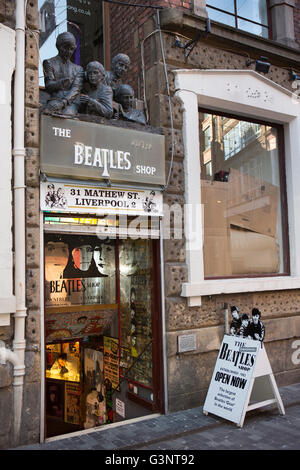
[[86, 61, 105, 86], [111, 54, 130, 79], [115, 84, 134, 110], [56, 32, 76, 62]]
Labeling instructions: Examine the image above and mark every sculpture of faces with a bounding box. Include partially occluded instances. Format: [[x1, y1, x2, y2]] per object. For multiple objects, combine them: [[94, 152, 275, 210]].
[[115, 84, 134, 110], [56, 32, 76, 62], [111, 54, 130, 79], [86, 62, 105, 87]]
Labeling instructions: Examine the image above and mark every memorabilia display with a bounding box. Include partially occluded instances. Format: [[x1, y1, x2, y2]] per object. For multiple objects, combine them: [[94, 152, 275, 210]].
[[65, 382, 81, 425], [44, 234, 156, 437], [119, 239, 153, 388], [83, 348, 106, 429], [45, 234, 116, 307], [46, 342, 80, 382], [103, 337, 120, 391]]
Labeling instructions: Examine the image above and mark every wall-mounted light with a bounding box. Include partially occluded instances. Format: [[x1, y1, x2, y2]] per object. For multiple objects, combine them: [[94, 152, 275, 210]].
[[246, 56, 271, 74]]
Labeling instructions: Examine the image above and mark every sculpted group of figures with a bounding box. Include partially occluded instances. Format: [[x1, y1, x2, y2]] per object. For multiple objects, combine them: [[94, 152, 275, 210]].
[[42, 31, 146, 125], [230, 305, 265, 342]]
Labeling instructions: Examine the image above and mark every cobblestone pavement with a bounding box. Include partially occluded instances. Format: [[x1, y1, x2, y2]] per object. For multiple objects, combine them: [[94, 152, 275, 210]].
[[13, 383, 300, 451]]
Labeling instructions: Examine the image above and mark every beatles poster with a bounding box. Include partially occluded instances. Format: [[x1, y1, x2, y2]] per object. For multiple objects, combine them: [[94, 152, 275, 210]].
[[45, 308, 117, 343], [203, 335, 260, 425], [104, 336, 120, 390], [45, 233, 116, 308]]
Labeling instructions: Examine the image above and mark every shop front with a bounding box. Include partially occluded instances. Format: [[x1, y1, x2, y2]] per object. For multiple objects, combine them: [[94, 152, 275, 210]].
[[40, 116, 165, 439]]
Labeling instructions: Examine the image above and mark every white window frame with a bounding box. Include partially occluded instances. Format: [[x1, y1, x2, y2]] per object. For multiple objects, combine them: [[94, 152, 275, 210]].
[[174, 69, 300, 306]]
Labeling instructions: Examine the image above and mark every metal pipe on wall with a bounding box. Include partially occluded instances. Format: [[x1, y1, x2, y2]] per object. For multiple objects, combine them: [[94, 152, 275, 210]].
[[0, 0, 28, 447]]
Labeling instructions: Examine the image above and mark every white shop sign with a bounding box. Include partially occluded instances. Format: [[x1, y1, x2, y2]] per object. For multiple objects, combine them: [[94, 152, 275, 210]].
[[40, 181, 163, 217], [203, 335, 285, 427]]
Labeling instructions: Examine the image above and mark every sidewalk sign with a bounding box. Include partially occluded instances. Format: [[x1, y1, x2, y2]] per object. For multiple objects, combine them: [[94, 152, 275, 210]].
[[203, 334, 285, 427]]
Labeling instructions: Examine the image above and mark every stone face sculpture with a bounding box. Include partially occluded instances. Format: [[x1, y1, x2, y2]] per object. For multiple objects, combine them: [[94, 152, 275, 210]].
[[43, 31, 84, 116], [114, 84, 146, 125], [105, 53, 131, 94], [80, 61, 113, 118]]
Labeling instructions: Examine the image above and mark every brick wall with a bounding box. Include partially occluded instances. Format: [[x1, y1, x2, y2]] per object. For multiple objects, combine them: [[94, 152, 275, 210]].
[[108, 0, 192, 98], [294, 0, 300, 45]]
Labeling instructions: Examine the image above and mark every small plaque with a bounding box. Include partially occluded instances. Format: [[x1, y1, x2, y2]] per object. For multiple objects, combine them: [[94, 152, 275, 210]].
[[178, 334, 197, 353]]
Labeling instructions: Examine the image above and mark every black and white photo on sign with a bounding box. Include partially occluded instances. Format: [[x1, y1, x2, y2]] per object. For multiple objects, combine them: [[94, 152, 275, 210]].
[[45, 183, 67, 209], [229, 305, 265, 341]]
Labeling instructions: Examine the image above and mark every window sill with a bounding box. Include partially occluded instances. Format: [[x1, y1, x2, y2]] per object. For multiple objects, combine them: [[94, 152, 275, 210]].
[[181, 276, 300, 306]]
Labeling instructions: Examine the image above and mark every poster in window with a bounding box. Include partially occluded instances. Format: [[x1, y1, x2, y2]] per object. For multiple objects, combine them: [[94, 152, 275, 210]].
[[104, 336, 120, 391], [45, 234, 116, 307], [45, 308, 117, 343], [64, 382, 81, 425], [46, 380, 64, 418], [83, 348, 106, 429]]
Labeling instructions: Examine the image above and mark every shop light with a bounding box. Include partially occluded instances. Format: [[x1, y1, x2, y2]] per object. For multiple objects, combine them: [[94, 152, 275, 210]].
[[246, 56, 271, 74]]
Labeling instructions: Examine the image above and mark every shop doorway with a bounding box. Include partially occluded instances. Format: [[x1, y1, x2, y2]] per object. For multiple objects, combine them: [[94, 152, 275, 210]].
[[44, 223, 163, 439]]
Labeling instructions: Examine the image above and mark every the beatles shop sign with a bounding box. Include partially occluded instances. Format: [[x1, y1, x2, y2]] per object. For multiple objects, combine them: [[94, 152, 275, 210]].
[[203, 335, 260, 425], [40, 115, 165, 185]]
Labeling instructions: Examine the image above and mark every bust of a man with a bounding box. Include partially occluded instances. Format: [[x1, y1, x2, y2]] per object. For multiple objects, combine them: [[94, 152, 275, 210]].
[[43, 31, 84, 116], [114, 84, 146, 125], [105, 53, 130, 96], [80, 61, 113, 118]]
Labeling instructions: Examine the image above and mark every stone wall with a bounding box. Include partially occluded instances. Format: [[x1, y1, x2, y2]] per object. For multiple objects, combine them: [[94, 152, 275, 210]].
[[23, 0, 41, 445], [0, 0, 41, 448], [142, 13, 300, 411]]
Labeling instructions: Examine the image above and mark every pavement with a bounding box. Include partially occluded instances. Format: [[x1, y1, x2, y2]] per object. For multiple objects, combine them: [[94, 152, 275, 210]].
[[10, 382, 300, 452]]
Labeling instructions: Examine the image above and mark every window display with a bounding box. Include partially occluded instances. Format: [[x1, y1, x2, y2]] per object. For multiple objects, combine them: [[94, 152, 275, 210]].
[[45, 234, 116, 307], [119, 239, 153, 388], [199, 110, 287, 278], [46, 342, 80, 382], [44, 228, 159, 438]]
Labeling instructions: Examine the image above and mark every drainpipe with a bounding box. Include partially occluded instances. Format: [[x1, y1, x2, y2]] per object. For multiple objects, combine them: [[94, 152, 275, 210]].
[[0, 0, 27, 447]]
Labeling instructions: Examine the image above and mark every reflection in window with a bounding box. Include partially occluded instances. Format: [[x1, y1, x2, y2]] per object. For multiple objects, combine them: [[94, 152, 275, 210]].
[[199, 111, 287, 278], [38, 0, 104, 87], [207, 0, 270, 38], [119, 239, 153, 388]]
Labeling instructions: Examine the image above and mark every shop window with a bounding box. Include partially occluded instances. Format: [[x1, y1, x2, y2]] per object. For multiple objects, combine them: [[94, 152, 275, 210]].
[[206, 0, 270, 39], [44, 228, 160, 438], [119, 239, 153, 390], [38, 0, 105, 87], [199, 110, 288, 278]]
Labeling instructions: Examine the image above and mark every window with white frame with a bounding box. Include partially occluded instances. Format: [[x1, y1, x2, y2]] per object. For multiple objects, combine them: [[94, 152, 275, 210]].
[[206, 0, 270, 39], [199, 110, 288, 279]]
